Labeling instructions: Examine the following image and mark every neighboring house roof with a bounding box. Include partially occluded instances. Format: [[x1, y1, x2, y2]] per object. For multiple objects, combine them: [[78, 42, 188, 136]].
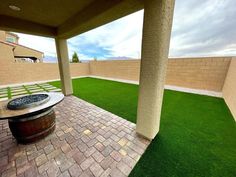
[[0, 40, 43, 54]]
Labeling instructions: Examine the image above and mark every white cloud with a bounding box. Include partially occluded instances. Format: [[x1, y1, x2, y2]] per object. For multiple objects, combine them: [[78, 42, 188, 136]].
[[170, 0, 236, 57], [68, 10, 143, 59]]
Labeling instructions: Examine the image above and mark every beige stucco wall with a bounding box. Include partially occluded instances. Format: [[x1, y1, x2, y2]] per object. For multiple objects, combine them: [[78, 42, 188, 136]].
[[0, 30, 43, 62], [0, 63, 89, 85], [0, 43, 15, 63], [90, 57, 231, 92], [222, 58, 236, 121], [0, 31, 6, 41], [14, 45, 44, 61]]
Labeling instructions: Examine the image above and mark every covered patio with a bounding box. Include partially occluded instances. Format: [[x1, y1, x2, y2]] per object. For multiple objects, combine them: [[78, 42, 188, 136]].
[[0, 0, 175, 176], [1, 0, 236, 177], [0, 96, 149, 176], [0, 0, 175, 140]]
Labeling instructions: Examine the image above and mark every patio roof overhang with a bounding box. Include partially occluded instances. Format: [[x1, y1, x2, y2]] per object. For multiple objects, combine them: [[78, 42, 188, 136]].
[[0, 0, 143, 38]]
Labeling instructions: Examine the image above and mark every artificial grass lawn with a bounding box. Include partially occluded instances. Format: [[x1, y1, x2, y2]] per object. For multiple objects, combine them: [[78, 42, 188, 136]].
[[50, 77, 138, 123], [49, 77, 236, 177]]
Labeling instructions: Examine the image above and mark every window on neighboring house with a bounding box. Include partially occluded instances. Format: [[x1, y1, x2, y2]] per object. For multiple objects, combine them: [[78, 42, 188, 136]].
[[6, 37, 16, 43]]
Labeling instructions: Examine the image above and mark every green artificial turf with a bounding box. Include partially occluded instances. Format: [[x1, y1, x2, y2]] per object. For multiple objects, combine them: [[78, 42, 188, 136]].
[[50, 77, 139, 123], [49, 77, 236, 177]]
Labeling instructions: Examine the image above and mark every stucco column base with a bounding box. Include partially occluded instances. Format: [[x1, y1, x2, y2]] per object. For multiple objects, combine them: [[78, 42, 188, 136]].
[[55, 38, 73, 96], [136, 0, 175, 139]]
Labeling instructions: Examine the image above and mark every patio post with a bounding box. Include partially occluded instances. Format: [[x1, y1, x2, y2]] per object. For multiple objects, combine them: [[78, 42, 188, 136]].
[[136, 0, 175, 139], [55, 38, 73, 95]]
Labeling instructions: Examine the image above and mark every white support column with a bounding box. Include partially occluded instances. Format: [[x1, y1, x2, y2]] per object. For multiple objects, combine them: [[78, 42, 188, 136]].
[[136, 0, 175, 139], [55, 38, 73, 96]]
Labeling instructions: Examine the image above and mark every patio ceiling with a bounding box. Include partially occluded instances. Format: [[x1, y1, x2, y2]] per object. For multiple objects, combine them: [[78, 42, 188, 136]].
[[0, 0, 143, 38]]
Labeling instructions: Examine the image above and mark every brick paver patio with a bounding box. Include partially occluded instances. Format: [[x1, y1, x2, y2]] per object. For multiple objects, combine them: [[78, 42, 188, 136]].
[[0, 96, 150, 177]]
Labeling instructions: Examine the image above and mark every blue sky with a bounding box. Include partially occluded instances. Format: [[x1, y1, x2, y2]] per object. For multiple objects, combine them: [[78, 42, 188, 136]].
[[16, 0, 236, 62], [68, 36, 114, 59]]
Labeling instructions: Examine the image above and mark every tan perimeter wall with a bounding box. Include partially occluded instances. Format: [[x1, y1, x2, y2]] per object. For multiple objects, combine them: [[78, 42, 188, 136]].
[[0, 62, 89, 85], [166, 57, 231, 92], [90, 57, 231, 92], [223, 58, 236, 121], [0, 43, 14, 63], [89, 60, 140, 81], [0, 57, 232, 92]]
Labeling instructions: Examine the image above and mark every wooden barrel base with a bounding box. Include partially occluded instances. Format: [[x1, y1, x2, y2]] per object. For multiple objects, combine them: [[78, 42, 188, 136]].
[[8, 109, 56, 144]]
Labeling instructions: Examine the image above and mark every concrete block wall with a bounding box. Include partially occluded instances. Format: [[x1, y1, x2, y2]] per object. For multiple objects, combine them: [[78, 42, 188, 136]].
[[0, 62, 89, 85], [89, 57, 232, 92], [0, 57, 232, 92], [166, 57, 231, 92], [89, 60, 140, 81], [222, 58, 236, 121]]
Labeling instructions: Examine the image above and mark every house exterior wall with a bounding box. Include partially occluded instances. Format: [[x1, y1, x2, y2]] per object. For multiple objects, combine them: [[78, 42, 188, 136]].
[[0, 30, 43, 62], [13, 45, 44, 62], [222, 58, 236, 121], [0, 31, 6, 41], [0, 43, 15, 63]]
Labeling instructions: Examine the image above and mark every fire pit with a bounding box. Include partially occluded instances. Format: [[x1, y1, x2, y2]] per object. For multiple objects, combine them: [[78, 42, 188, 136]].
[[0, 92, 64, 144], [7, 94, 50, 110]]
